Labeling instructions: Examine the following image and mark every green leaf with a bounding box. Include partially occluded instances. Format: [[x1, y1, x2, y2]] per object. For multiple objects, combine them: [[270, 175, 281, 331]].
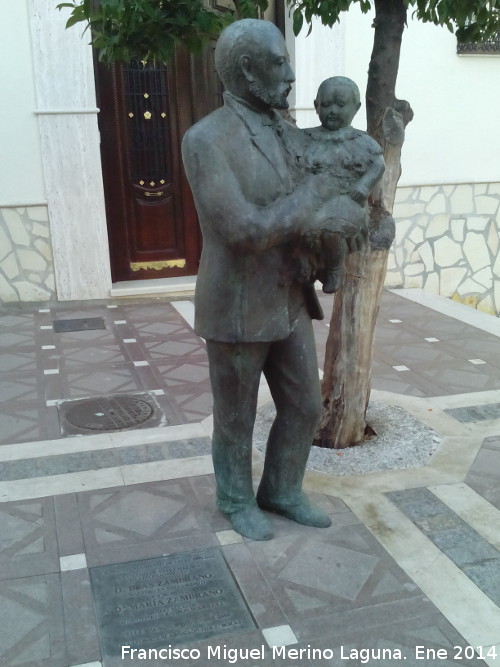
[[66, 12, 86, 28], [293, 9, 304, 35]]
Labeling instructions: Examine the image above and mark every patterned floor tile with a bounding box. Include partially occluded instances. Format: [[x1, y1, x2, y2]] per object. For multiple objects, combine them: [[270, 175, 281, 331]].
[[245, 515, 424, 637], [416, 363, 500, 394], [441, 337, 500, 368], [149, 358, 212, 421], [63, 364, 145, 399], [375, 342, 462, 369], [375, 322, 426, 345], [130, 320, 190, 339], [0, 573, 66, 666], [78, 479, 220, 566], [370, 363, 438, 397], [300, 616, 485, 666], [0, 312, 35, 330], [0, 350, 37, 372], [56, 329, 118, 347], [0, 497, 59, 580], [0, 402, 60, 445], [0, 371, 42, 402], [142, 338, 205, 359], [59, 344, 126, 368]]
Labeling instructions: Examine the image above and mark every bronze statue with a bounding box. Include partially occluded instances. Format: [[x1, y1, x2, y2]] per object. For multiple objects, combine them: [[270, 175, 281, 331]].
[[182, 19, 369, 540]]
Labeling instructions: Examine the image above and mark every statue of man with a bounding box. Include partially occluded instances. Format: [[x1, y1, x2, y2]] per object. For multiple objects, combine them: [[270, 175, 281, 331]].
[[182, 19, 367, 540]]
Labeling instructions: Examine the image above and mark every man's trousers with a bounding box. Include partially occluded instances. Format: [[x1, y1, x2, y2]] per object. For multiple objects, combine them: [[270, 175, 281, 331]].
[[206, 307, 322, 515]]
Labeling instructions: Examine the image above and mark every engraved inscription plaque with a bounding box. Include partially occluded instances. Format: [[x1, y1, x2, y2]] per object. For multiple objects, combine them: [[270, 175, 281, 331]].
[[90, 549, 255, 656]]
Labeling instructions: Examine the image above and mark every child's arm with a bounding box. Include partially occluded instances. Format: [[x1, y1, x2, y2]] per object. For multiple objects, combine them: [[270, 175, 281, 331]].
[[350, 152, 385, 206]]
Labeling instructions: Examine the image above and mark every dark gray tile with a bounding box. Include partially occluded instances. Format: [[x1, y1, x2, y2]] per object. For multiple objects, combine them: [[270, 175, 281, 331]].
[[462, 559, 500, 606], [388, 487, 500, 603], [0, 438, 211, 481], [445, 403, 500, 423], [388, 488, 451, 522], [53, 317, 106, 333], [429, 527, 500, 566]]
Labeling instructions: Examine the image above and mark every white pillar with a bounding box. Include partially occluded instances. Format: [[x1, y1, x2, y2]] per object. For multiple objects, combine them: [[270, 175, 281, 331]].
[[29, 0, 112, 300]]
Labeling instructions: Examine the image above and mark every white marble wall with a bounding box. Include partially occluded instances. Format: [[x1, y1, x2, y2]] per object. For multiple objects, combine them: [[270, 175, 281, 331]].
[[0, 206, 56, 302], [387, 183, 500, 316]]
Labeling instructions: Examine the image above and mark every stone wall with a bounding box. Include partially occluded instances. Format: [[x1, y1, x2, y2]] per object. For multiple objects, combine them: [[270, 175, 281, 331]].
[[386, 183, 500, 316], [0, 206, 56, 303]]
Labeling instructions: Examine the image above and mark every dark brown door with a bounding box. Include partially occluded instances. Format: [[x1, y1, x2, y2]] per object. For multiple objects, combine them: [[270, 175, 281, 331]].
[[95, 45, 222, 282]]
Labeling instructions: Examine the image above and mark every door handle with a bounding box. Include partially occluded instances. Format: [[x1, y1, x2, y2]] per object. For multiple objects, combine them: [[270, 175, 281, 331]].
[[144, 191, 164, 197]]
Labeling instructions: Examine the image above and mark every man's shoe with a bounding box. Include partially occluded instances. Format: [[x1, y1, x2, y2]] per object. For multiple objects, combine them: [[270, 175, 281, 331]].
[[257, 495, 331, 528], [227, 506, 274, 541]]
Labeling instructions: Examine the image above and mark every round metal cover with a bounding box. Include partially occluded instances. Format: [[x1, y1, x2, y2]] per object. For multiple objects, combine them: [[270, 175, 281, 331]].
[[64, 396, 155, 431]]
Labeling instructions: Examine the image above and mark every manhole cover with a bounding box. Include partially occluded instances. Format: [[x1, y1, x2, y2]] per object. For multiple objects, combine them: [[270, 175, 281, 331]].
[[64, 396, 155, 431]]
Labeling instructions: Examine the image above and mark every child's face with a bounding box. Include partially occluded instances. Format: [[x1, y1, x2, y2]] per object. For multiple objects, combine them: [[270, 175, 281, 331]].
[[315, 83, 360, 131]]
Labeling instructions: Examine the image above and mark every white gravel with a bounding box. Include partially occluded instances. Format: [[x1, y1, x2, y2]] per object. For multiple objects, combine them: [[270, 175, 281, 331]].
[[254, 401, 441, 476]]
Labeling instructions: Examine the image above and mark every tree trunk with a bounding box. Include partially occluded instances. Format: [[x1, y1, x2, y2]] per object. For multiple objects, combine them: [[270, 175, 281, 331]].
[[315, 0, 413, 449]]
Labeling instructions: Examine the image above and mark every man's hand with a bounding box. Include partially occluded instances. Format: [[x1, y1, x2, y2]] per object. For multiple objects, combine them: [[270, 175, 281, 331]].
[[312, 195, 368, 250]]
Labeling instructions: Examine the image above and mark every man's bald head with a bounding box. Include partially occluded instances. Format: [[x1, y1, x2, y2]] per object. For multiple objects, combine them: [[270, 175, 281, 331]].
[[215, 19, 294, 108]]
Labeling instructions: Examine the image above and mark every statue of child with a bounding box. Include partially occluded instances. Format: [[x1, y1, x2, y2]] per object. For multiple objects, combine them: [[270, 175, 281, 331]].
[[302, 76, 385, 293]]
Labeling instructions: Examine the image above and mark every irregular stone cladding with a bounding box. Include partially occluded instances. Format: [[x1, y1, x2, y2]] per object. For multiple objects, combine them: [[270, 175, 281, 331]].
[[387, 183, 500, 316], [0, 206, 56, 303]]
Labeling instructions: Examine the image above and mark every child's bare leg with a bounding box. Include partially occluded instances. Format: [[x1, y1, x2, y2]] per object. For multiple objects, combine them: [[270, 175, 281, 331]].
[[321, 235, 348, 294]]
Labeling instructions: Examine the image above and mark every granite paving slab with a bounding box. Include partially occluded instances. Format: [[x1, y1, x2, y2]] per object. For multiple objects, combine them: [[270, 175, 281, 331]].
[[388, 487, 500, 605], [445, 403, 500, 423], [0, 437, 211, 481]]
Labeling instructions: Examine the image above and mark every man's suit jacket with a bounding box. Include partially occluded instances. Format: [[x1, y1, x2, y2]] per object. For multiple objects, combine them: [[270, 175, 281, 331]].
[[182, 92, 321, 343]]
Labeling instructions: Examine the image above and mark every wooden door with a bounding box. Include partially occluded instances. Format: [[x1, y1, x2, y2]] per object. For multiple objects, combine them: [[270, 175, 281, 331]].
[[95, 45, 222, 282]]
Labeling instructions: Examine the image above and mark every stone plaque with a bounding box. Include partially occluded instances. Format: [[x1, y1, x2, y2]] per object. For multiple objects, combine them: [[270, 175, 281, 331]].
[[53, 317, 106, 332], [90, 549, 255, 656]]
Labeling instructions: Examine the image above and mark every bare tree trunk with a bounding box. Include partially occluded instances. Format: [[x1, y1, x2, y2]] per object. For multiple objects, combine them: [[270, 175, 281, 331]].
[[315, 0, 413, 449]]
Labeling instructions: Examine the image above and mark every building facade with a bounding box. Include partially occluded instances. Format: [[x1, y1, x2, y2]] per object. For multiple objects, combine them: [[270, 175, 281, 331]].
[[1, 1, 499, 313]]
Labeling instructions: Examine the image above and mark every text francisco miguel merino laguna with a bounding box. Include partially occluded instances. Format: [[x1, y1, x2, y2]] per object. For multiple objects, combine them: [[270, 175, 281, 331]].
[[122, 644, 497, 662]]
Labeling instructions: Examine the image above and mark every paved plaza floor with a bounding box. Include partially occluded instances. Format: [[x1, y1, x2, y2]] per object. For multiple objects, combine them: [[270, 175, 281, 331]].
[[0, 288, 499, 666]]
